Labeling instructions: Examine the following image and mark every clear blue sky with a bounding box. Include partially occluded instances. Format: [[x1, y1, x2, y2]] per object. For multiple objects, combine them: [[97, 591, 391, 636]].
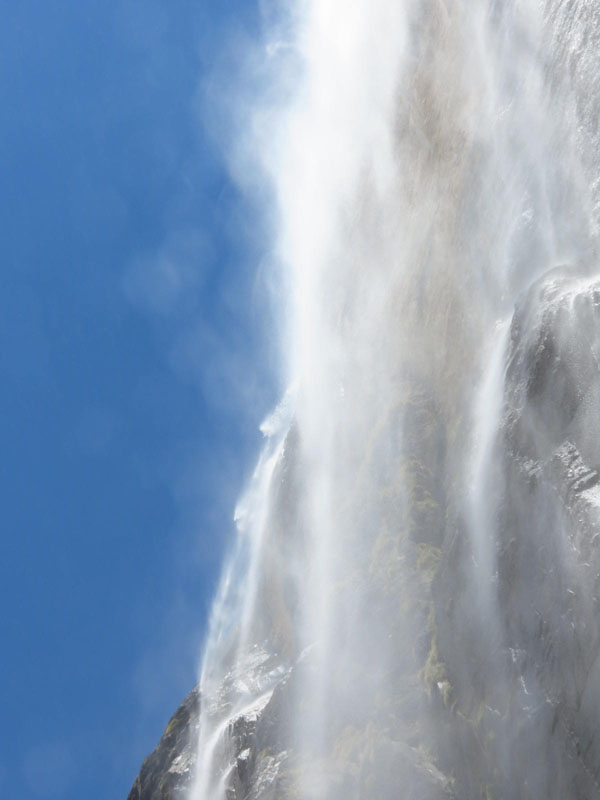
[[1, 2, 278, 797]]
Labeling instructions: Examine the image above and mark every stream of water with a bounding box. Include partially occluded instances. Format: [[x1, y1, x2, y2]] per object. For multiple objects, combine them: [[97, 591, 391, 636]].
[[189, 1, 600, 797]]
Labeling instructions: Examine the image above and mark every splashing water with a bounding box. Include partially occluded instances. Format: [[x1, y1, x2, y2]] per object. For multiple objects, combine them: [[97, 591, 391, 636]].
[[189, 0, 600, 798]]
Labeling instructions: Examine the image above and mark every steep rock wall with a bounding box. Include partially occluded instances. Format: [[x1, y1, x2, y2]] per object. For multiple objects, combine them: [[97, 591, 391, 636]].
[[128, 268, 600, 800]]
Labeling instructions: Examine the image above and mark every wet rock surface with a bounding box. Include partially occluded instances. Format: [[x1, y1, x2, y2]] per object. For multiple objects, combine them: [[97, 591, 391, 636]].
[[496, 270, 600, 797], [435, 267, 600, 799], [128, 268, 600, 800], [127, 688, 199, 800]]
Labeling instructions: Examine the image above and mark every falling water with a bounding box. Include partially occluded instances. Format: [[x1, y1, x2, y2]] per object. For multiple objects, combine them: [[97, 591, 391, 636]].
[[189, 1, 600, 798], [466, 320, 510, 613]]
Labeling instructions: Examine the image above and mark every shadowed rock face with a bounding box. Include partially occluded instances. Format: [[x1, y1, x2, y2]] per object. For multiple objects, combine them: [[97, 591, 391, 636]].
[[128, 267, 600, 800], [505, 269, 600, 465], [436, 267, 600, 799], [127, 688, 199, 800], [495, 269, 600, 798]]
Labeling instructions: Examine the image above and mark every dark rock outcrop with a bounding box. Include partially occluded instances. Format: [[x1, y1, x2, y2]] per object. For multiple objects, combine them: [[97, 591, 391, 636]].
[[127, 687, 200, 800]]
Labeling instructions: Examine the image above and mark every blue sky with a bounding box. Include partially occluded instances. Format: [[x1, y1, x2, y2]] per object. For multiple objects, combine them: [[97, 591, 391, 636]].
[[1, 2, 278, 797]]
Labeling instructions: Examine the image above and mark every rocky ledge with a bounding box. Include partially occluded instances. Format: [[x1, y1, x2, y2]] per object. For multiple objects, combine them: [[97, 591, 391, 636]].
[[127, 687, 200, 800]]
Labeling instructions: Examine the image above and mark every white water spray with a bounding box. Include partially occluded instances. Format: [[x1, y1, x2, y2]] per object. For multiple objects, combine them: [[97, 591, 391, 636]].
[[188, 1, 600, 798]]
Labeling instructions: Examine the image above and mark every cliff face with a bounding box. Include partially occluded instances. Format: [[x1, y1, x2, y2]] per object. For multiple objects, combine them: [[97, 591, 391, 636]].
[[434, 269, 600, 799], [128, 268, 600, 800], [127, 688, 199, 800]]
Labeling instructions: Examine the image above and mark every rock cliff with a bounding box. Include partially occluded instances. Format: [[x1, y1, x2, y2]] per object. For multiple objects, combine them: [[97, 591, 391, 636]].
[[127, 688, 199, 800], [128, 267, 600, 799]]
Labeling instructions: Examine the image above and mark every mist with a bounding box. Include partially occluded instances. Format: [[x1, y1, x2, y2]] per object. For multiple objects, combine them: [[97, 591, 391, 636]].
[[185, 1, 600, 798]]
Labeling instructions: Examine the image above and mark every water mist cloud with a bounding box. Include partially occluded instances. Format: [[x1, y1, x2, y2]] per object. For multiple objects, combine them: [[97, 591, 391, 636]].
[[182, 1, 600, 799]]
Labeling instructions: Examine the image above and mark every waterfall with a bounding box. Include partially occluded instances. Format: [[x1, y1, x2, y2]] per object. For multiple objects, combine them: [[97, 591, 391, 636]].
[[188, 1, 600, 798]]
